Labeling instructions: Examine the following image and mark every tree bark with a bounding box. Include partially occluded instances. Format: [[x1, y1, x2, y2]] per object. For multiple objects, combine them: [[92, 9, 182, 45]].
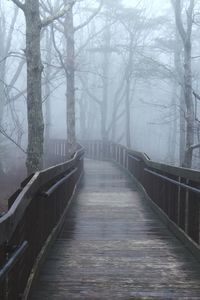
[[101, 24, 111, 141], [44, 29, 52, 145], [12, 0, 71, 173], [182, 42, 194, 167], [124, 34, 134, 148], [125, 77, 131, 148], [172, 0, 195, 168], [64, 2, 76, 156], [179, 88, 186, 165], [25, 0, 44, 174]]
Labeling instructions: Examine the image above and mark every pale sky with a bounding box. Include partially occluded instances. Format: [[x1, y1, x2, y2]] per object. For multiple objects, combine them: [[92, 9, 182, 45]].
[[123, 0, 170, 16]]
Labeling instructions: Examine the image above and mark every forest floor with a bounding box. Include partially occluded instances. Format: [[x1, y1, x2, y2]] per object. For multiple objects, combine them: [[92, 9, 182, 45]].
[[0, 167, 26, 213]]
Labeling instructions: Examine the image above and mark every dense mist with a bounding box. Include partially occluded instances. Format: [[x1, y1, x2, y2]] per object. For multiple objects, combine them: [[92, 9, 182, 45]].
[[1, 0, 200, 207]]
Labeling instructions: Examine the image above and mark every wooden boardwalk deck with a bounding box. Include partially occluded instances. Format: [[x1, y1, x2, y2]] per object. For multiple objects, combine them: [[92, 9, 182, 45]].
[[31, 160, 200, 300]]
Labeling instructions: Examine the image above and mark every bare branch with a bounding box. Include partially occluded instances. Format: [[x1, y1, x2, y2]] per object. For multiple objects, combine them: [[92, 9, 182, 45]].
[[193, 91, 200, 100], [5, 7, 19, 54], [11, 0, 25, 12], [188, 143, 200, 151], [76, 23, 114, 57], [41, 1, 75, 28], [79, 76, 102, 106], [74, 1, 103, 32], [171, 0, 187, 43], [8, 59, 25, 94], [0, 126, 26, 154], [51, 25, 66, 72]]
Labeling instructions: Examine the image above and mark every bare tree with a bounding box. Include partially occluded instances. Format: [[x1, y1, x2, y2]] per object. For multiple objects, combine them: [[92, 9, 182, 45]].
[[11, 0, 74, 174], [171, 0, 195, 168], [51, 0, 102, 155], [0, 4, 26, 174]]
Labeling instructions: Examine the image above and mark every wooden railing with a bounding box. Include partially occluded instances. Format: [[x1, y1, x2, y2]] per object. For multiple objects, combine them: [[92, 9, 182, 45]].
[[1, 138, 200, 298], [0, 143, 84, 300], [44, 139, 71, 167], [83, 140, 200, 252]]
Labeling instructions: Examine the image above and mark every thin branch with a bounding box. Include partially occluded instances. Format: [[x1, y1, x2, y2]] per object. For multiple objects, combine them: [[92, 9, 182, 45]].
[[192, 55, 200, 59], [41, 1, 75, 28], [11, 0, 25, 12], [5, 7, 19, 54], [79, 76, 102, 106], [76, 23, 114, 57], [51, 25, 66, 72], [0, 126, 26, 154], [8, 59, 25, 93], [193, 91, 200, 100], [188, 143, 200, 150], [74, 1, 103, 32]]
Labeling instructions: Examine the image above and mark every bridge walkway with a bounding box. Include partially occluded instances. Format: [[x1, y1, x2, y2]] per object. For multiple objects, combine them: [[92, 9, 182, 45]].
[[31, 160, 200, 299]]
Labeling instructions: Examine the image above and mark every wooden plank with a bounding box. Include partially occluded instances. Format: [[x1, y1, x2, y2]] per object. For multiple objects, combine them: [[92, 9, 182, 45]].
[[30, 160, 200, 299]]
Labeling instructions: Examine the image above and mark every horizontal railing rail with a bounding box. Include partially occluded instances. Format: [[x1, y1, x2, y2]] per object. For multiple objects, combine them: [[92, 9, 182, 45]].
[[83, 140, 200, 251], [0, 241, 28, 282], [0, 143, 84, 300]]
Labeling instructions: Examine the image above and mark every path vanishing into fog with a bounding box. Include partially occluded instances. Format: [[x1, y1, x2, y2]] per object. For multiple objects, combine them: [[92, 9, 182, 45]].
[[31, 160, 200, 299]]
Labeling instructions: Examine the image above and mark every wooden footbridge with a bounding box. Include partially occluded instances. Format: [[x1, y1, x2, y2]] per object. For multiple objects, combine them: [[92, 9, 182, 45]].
[[1, 140, 200, 299]]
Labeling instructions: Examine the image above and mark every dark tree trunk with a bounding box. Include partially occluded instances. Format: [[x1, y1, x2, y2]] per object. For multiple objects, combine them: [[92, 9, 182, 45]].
[[101, 24, 111, 141], [179, 88, 186, 165], [44, 29, 52, 146], [182, 42, 194, 167], [124, 34, 134, 148], [125, 78, 131, 148], [79, 96, 87, 140], [25, 0, 44, 174], [172, 0, 195, 168], [65, 4, 76, 156]]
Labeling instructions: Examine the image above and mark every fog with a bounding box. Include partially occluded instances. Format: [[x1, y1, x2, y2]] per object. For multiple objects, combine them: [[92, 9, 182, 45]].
[[1, 0, 200, 206]]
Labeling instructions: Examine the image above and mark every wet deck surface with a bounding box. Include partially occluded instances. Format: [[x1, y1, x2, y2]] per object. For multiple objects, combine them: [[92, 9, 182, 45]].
[[31, 160, 200, 299]]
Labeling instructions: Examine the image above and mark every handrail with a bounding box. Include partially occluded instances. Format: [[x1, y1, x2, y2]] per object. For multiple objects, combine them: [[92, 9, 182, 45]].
[[82, 139, 200, 253], [0, 147, 84, 245], [0, 142, 84, 299], [0, 241, 28, 281], [42, 167, 78, 198], [128, 153, 141, 162], [127, 148, 200, 182], [144, 168, 200, 195]]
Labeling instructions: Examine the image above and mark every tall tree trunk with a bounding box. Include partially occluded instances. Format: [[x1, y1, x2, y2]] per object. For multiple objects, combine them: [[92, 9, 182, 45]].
[[172, 0, 195, 168], [43, 29, 52, 168], [124, 34, 134, 148], [179, 88, 186, 165], [125, 78, 131, 148], [174, 30, 186, 166], [168, 81, 177, 164], [65, 3, 76, 156], [0, 14, 6, 125], [111, 104, 117, 142], [12, 0, 71, 173], [182, 42, 194, 167], [25, 0, 44, 174], [79, 95, 87, 140], [168, 31, 182, 165], [44, 29, 52, 146], [101, 24, 111, 141]]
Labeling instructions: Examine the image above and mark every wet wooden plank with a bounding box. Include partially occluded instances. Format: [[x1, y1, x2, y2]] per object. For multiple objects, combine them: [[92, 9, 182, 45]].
[[30, 160, 200, 299]]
